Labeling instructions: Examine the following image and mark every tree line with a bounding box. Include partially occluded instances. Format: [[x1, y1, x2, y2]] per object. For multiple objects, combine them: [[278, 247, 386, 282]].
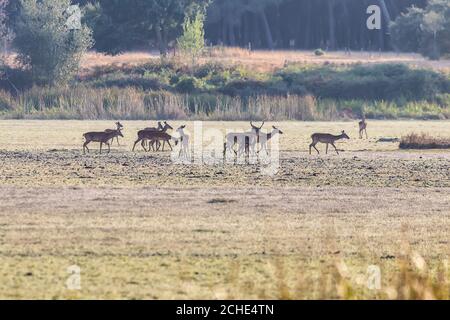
[[0, 0, 449, 87]]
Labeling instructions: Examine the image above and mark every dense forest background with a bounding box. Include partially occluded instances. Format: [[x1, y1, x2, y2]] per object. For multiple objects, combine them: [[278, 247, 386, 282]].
[[5, 0, 428, 54]]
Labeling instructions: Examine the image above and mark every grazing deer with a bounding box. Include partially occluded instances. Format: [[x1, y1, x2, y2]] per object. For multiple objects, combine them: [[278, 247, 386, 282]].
[[83, 128, 123, 154], [132, 130, 174, 152], [105, 122, 124, 146], [358, 118, 368, 139], [175, 125, 190, 158], [309, 130, 350, 155]]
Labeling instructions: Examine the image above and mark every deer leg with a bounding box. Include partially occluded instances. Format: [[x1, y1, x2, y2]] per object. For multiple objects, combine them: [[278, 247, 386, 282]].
[[167, 140, 173, 151], [116, 136, 120, 146], [326, 143, 329, 154], [100, 142, 103, 154], [331, 143, 339, 155], [140, 139, 148, 152], [107, 142, 111, 154], [83, 141, 90, 154], [365, 129, 368, 139], [310, 143, 319, 155], [132, 138, 141, 152]]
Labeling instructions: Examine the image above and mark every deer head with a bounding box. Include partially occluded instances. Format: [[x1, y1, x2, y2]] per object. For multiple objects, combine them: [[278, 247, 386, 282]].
[[341, 130, 350, 139], [115, 122, 124, 129], [164, 121, 173, 130], [272, 125, 283, 135], [177, 125, 186, 134]]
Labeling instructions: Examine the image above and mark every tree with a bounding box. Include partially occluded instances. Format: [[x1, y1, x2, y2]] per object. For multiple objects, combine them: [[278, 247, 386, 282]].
[[0, 0, 13, 60], [177, 9, 205, 65], [390, 6, 424, 52], [391, 0, 449, 60], [421, 10, 445, 59], [13, 0, 93, 85]]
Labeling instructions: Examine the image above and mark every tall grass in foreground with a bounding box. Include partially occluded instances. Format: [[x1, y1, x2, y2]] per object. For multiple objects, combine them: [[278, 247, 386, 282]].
[[222, 252, 449, 300], [0, 86, 448, 120]]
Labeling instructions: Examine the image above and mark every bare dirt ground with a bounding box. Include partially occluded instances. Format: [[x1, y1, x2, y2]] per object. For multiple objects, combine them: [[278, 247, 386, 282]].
[[0, 120, 449, 299]]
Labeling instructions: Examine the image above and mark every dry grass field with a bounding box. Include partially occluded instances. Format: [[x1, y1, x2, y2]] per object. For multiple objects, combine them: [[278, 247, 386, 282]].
[[76, 49, 450, 73], [0, 120, 449, 299]]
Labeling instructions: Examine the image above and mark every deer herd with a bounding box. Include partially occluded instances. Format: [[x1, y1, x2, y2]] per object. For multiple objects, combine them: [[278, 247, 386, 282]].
[[82, 119, 368, 157]]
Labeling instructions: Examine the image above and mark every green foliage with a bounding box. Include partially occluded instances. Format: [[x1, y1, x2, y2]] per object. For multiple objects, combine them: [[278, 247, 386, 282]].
[[13, 0, 93, 85], [390, 0, 450, 60], [177, 9, 205, 65]]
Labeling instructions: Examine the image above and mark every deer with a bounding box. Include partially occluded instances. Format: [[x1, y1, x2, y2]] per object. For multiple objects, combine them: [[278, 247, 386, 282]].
[[132, 130, 174, 152], [309, 130, 350, 155], [104, 122, 124, 146], [236, 125, 283, 157], [174, 125, 190, 159], [143, 121, 173, 151], [256, 126, 283, 155], [83, 128, 124, 154], [358, 117, 368, 139]]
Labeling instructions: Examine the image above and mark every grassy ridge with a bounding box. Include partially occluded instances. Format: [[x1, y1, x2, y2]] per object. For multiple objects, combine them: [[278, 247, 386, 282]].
[[0, 60, 449, 120]]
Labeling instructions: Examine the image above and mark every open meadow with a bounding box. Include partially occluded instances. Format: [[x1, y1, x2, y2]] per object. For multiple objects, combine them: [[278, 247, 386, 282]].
[[0, 120, 449, 299]]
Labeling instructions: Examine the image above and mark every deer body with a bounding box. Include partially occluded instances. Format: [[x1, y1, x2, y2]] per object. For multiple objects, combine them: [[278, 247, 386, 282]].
[[83, 129, 123, 154], [358, 119, 368, 139], [133, 130, 174, 152], [257, 126, 283, 154], [309, 131, 350, 155], [175, 125, 190, 159]]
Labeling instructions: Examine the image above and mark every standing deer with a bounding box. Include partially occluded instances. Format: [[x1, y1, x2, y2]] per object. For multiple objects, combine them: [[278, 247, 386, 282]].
[[358, 118, 368, 139], [236, 126, 283, 157], [257, 126, 283, 155], [105, 122, 124, 146], [309, 130, 350, 155], [132, 130, 174, 152], [175, 125, 190, 159], [83, 128, 124, 154], [143, 121, 173, 151]]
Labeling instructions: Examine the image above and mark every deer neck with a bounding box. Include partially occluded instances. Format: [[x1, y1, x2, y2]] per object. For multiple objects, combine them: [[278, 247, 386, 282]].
[[267, 130, 278, 141]]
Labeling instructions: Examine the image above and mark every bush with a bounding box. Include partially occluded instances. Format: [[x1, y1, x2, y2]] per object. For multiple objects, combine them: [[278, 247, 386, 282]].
[[314, 49, 325, 56], [400, 133, 450, 149], [13, 0, 93, 85]]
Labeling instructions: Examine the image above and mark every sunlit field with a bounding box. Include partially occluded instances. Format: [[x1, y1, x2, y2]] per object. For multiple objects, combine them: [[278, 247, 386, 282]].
[[0, 120, 449, 299]]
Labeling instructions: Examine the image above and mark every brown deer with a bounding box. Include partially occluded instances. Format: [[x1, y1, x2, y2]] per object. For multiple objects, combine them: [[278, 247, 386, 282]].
[[142, 121, 173, 151], [83, 128, 124, 154], [132, 130, 174, 152], [358, 118, 368, 139], [309, 130, 350, 155], [104, 122, 124, 146]]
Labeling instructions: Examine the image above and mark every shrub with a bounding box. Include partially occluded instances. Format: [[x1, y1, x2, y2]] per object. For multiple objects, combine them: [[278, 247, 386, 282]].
[[314, 49, 325, 56], [400, 133, 450, 149]]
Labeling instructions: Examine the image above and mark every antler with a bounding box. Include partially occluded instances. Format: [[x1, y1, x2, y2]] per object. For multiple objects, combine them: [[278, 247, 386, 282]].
[[259, 121, 265, 129], [250, 121, 257, 129]]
